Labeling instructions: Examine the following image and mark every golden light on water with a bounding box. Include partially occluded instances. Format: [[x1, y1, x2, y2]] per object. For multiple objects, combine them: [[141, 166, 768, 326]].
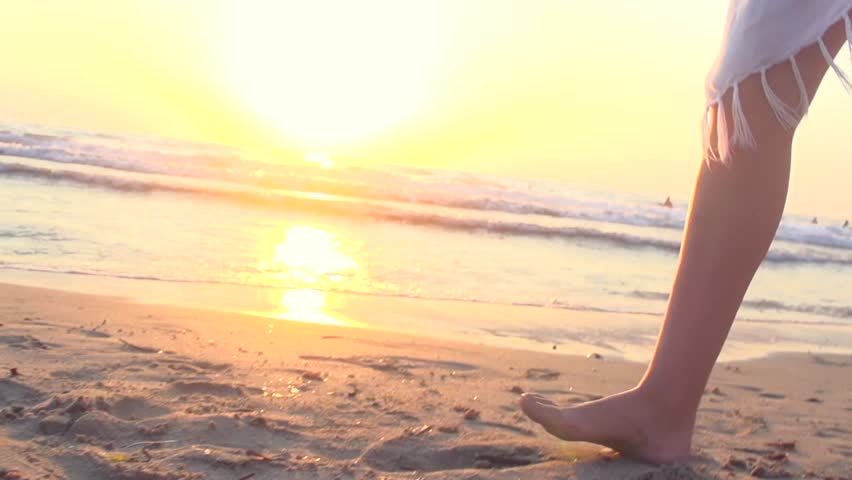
[[270, 225, 358, 285], [255, 224, 363, 327], [274, 289, 356, 327]]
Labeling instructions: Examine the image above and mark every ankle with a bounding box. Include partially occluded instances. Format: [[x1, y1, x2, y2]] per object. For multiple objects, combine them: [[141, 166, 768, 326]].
[[621, 387, 695, 463], [628, 384, 698, 431]]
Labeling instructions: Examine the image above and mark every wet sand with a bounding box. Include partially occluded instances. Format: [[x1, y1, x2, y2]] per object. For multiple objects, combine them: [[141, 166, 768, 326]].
[[0, 283, 849, 479]]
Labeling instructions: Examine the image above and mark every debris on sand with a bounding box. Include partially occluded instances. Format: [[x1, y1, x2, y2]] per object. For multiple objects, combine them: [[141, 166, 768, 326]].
[[245, 450, 271, 461], [0, 469, 25, 480], [525, 368, 560, 380], [749, 463, 792, 478], [118, 338, 160, 354], [722, 455, 747, 470], [765, 440, 796, 451], [405, 424, 433, 436], [463, 409, 481, 421], [301, 371, 324, 382]]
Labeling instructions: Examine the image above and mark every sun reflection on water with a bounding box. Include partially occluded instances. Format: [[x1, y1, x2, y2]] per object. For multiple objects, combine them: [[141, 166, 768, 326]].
[[269, 225, 358, 285], [256, 225, 363, 327], [273, 289, 356, 327]]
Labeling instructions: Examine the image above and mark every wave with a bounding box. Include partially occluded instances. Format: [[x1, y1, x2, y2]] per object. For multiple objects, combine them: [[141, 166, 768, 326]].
[[0, 162, 688, 255], [6, 125, 852, 247], [0, 226, 67, 242], [743, 298, 852, 320], [4, 123, 852, 254], [627, 289, 852, 320], [4, 161, 852, 267], [0, 135, 686, 226]]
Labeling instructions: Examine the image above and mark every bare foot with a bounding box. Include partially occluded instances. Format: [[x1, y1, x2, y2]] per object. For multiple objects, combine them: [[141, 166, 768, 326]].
[[520, 388, 693, 464]]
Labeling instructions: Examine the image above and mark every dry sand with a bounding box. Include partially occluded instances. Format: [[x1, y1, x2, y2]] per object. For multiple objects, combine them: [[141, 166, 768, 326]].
[[0, 283, 849, 479]]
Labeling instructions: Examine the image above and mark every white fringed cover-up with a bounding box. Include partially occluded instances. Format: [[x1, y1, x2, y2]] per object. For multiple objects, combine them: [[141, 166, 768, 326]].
[[705, 0, 852, 163]]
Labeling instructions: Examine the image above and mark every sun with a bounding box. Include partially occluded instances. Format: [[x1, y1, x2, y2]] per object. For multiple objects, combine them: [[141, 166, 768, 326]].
[[219, 1, 449, 149], [304, 151, 334, 169]]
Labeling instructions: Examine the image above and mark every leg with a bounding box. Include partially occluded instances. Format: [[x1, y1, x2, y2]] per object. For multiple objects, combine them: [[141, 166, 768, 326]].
[[521, 19, 849, 464]]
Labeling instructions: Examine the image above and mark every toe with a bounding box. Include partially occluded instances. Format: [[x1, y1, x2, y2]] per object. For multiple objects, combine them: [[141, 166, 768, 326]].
[[520, 394, 561, 425], [520, 393, 557, 406]]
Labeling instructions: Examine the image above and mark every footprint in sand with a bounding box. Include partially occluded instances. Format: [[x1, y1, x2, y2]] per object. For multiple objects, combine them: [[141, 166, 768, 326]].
[[525, 368, 561, 380], [299, 354, 476, 377], [0, 334, 54, 350], [727, 384, 762, 393], [361, 433, 543, 472], [73, 329, 111, 338], [159, 358, 231, 375], [167, 381, 260, 397], [630, 464, 715, 480], [0, 379, 43, 406], [815, 426, 851, 438], [476, 420, 537, 437], [110, 396, 171, 420], [829, 444, 852, 458]]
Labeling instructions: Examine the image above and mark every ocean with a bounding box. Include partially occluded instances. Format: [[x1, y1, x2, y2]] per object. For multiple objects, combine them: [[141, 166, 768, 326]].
[[2, 121, 851, 360]]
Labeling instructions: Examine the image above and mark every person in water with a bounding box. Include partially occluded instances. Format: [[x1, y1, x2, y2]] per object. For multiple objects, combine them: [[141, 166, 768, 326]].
[[843, 220, 849, 228], [662, 196, 673, 208], [520, 2, 852, 464]]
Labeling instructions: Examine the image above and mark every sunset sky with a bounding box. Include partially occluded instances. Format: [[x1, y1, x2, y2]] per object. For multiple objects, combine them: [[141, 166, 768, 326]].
[[1, 0, 850, 216]]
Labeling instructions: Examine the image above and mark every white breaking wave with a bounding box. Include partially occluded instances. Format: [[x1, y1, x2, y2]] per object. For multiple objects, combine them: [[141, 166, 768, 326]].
[[3, 159, 852, 267], [2, 122, 852, 255]]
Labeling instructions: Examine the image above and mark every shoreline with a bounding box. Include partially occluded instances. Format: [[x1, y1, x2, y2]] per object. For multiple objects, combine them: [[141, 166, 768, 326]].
[[0, 282, 850, 479], [2, 269, 852, 364]]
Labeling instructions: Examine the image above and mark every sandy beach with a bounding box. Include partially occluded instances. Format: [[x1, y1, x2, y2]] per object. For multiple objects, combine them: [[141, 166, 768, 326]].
[[4, 1, 852, 478], [0, 283, 849, 479]]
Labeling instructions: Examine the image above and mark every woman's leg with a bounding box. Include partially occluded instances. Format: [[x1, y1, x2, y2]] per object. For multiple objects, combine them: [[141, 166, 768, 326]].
[[521, 19, 849, 464]]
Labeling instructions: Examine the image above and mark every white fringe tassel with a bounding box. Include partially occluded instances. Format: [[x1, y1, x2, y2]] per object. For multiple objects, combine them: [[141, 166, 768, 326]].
[[701, 105, 718, 164], [761, 68, 797, 131], [731, 83, 756, 149], [716, 96, 730, 166], [705, 12, 852, 166], [845, 13, 852, 63], [819, 37, 852, 94], [790, 57, 810, 119]]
